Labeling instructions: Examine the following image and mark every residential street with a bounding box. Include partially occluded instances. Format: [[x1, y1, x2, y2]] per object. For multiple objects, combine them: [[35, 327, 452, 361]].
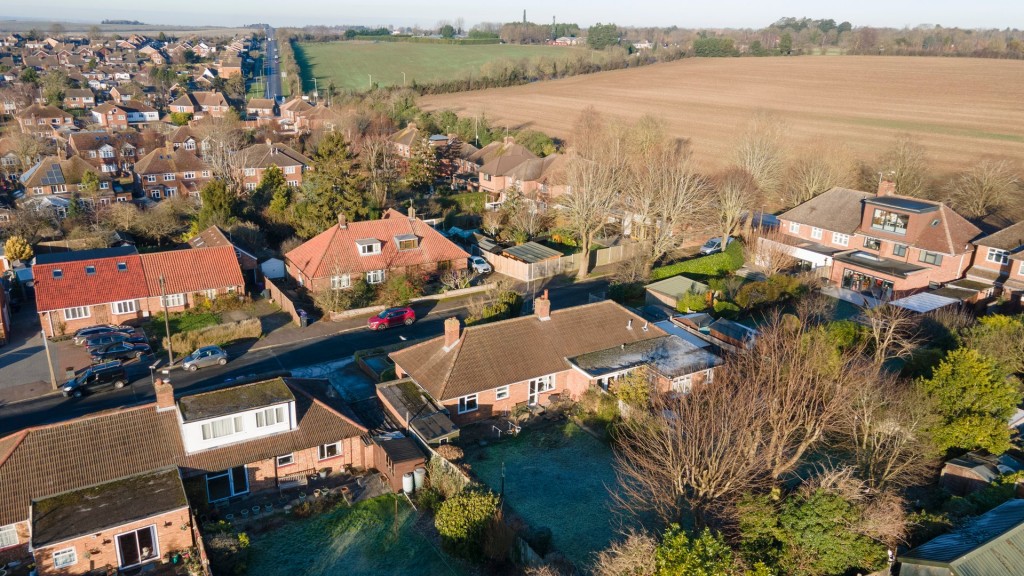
[[0, 276, 608, 436], [264, 27, 282, 100]]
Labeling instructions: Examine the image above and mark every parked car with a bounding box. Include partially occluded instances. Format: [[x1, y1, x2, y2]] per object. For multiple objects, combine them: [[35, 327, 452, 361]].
[[182, 345, 229, 372], [469, 256, 492, 274], [699, 236, 734, 255], [61, 362, 128, 397], [90, 342, 152, 363], [73, 324, 135, 345], [367, 307, 416, 330], [84, 332, 147, 353]]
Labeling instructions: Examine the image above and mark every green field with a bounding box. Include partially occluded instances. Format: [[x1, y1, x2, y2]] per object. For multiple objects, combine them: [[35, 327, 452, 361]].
[[295, 41, 588, 92]]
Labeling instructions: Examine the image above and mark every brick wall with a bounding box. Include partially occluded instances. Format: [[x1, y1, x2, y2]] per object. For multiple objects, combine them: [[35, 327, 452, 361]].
[[243, 439, 369, 494], [441, 368, 589, 426], [0, 521, 31, 566], [34, 508, 192, 576]]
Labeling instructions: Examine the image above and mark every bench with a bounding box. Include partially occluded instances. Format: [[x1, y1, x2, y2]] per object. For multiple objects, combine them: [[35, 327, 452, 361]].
[[278, 468, 314, 492]]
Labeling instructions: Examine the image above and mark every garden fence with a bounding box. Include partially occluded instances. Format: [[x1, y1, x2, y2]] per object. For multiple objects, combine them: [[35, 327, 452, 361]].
[[265, 278, 303, 326], [480, 241, 641, 282]]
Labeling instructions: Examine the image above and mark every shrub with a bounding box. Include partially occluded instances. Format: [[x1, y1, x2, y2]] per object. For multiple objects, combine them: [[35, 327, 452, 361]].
[[164, 318, 261, 353], [713, 301, 740, 319], [376, 273, 423, 307], [650, 240, 744, 281], [415, 485, 444, 512], [677, 290, 708, 312], [435, 488, 500, 559], [465, 290, 522, 326], [577, 387, 620, 432], [427, 455, 469, 499], [435, 444, 464, 461], [608, 281, 646, 305]]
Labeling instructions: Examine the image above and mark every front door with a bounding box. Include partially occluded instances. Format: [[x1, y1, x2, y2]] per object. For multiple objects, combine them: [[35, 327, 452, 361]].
[[528, 380, 539, 406]]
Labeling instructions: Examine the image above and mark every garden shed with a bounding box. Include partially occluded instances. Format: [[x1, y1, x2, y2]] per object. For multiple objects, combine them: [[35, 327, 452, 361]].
[[645, 276, 709, 310], [899, 499, 1024, 576], [501, 241, 562, 264]]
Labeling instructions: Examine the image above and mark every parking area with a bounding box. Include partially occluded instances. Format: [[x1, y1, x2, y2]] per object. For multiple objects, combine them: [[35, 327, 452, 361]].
[[0, 306, 59, 403]]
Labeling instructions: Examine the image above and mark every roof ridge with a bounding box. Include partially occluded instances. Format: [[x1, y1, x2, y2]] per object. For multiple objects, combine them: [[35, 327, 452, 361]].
[[286, 381, 369, 433], [0, 429, 29, 469], [435, 334, 465, 400], [941, 205, 956, 255]]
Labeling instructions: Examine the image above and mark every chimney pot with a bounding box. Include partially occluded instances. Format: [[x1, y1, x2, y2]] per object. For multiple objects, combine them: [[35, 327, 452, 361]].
[[444, 317, 461, 350], [338, 213, 347, 229], [878, 176, 896, 197], [535, 290, 551, 321], [154, 378, 175, 412], [408, 205, 416, 220]]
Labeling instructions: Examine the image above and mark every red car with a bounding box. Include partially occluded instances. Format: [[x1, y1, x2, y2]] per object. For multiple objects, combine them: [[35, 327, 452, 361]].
[[368, 307, 416, 330]]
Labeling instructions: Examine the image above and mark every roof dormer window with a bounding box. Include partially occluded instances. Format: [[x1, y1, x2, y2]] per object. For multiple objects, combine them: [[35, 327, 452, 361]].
[[116, 262, 128, 272], [52, 269, 63, 279], [85, 265, 96, 275], [395, 234, 419, 251], [356, 239, 381, 255]]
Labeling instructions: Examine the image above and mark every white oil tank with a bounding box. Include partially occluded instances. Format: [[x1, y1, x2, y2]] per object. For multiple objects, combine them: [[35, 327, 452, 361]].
[[402, 472, 415, 494], [413, 467, 427, 490]]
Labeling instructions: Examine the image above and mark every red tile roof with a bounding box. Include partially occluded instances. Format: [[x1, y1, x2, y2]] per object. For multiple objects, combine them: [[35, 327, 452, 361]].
[[140, 245, 245, 296], [286, 209, 470, 280], [33, 253, 148, 312]]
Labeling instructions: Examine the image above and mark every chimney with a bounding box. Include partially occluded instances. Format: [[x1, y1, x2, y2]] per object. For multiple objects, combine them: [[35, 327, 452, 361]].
[[338, 213, 347, 229], [408, 205, 416, 220], [56, 147, 66, 161], [535, 289, 551, 321], [443, 317, 461, 350], [155, 378, 175, 412], [878, 174, 896, 197]]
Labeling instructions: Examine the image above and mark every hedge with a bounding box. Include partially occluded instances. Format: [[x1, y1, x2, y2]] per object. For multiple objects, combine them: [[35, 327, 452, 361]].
[[353, 35, 501, 45], [650, 240, 744, 281]]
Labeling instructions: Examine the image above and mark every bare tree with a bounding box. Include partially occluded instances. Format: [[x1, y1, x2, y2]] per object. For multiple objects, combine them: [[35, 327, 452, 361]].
[[786, 141, 856, 206], [878, 133, 929, 197], [195, 111, 246, 189], [714, 169, 757, 250], [734, 112, 787, 200], [592, 530, 657, 576], [361, 135, 400, 209], [744, 227, 797, 276], [862, 303, 920, 366], [945, 158, 1021, 219]]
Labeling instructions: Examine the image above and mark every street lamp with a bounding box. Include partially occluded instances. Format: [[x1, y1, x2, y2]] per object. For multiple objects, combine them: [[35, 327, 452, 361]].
[[149, 363, 159, 386]]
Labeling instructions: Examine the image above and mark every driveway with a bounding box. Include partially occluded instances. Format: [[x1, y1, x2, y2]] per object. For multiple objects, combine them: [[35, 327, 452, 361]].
[[0, 305, 58, 403]]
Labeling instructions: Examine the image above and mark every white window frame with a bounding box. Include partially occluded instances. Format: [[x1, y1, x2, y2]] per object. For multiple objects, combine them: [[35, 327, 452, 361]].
[[0, 524, 18, 549], [114, 524, 159, 569], [201, 170, 210, 178], [789, 221, 800, 234], [318, 442, 341, 460], [832, 232, 849, 247], [671, 373, 693, 394], [987, 248, 1010, 265], [110, 299, 137, 315], [161, 293, 185, 308], [163, 173, 175, 181], [276, 453, 294, 467], [145, 174, 156, 183], [330, 274, 351, 290], [243, 168, 256, 176], [63, 306, 91, 321], [53, 547, 77, 569], [183, 171, 196, 180], [530, 374, 555, 393], [245, 182, 257, 191], [810, 227, 822, 240], [256, 406, 286, 428], [358, 242, 381, 255], [495, 386, 509, 401], [200, 415, 244, 440], [284, 165, 296, 174], [366, 270, 384, 284], [458, 394, 479, 414]]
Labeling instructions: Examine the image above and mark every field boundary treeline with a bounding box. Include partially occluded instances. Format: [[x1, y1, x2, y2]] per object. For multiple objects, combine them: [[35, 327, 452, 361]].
[[352, 35, 500, 45]]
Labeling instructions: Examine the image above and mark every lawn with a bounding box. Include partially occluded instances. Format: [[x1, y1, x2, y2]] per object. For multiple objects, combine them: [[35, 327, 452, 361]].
[[246, 494, 465, 576], [295, 41, 588, 92], [465, 421, 634, 568], [146, 311, 220, 343]]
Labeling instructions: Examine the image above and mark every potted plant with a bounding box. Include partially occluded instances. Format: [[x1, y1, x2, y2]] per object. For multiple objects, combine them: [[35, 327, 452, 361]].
[[318, 468, 329, 479]]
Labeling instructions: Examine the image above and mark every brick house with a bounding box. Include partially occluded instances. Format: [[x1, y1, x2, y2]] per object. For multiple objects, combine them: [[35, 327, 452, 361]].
[[67, 130, 162, 176], [32, 245, 243, 337], [390, 296, 720, 425], [188, 225, 259, 274], [91, 101, 159, 130], [134, 146, 212, 200], [0, 376, 376, 575], [167, 125, 205, 153], [245, 98, 277, 119], [62, 88, 95, 109], [234, 142, 311, 192], [501, 153, 568, 206], [169, 91, 230, 118], [15, 104, 74, 138], [285, 209, 469, 292], [475, 138, 537, 201], [388, 123, 421, 158], [769, 183, 981, 300], [964, 220, 1024, 308], [19, 155, 122, 207]]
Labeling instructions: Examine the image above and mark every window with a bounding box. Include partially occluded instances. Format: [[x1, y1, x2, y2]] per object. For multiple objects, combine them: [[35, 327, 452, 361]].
[[256, 406, 286, 428], [318, 442, 341, 460], [117, 262, 128, 272], [166, 187, 177, 196], [201, 416, 245, 440], [672, 373, 693, 394], [810, 227, 822, 240], [832, 232, 849, 247], [184, 141, 196, 150], [163, 173, 175, 181], [85, 265, 96, 275], [110, 300, 137, 315], [64, 306, 91, 321], [243, 168, 256, 176], [151, 190, 162, 199], [145, 174, 156, 183], [863, 237, 881, 250], [201, 170, 210, 178], [116, 525, 158, 568], [100, 148, 115, 159], [0, 524, 18, 548], [892, 244, 908, 257], [284, 166, 296, 174], [160, 293, 185, 307], [918, 251, 943, 266], [245, 182, 257, 191], [330, 274, 351, 290], [53, 548, 77, 569], [366, 270, 384, 284], [530, 375, 555, 393], [789, 221, 800, 234], [398, 238, 418, 251], [495, 386, 509, 400], [276, 453, 294, 467], [358, 241, 381, 255], [287, 180, 299, 187], [88, 150, 97, 158], [100, 181, 109, 190], [458, 394, 479, 414], [183, 171, 195, 180], [871, 208, 909, 235], [52, 269, 63, 279], [987, 248, 1010, 265]]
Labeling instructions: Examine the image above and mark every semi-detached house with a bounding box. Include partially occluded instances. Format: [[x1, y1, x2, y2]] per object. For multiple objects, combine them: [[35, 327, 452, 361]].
[[32, 245, 244, 337], [964, 220, 1024, 308]]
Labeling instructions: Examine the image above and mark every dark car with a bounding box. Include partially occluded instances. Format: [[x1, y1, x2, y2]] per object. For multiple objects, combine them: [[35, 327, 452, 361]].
[[61, 362, 129, 397], [90, 342, 152, 363], [84, 332, 147, 353], [367, 307, 416, 330], [73, 324, 135, 345]]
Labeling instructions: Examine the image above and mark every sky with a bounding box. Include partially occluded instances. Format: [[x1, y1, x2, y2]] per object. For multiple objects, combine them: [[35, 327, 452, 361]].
[[5, 0, 1022, 30]]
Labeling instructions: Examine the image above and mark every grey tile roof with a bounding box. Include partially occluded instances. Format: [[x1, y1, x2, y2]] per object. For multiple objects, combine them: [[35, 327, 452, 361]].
[[778, 187, 874, 234]]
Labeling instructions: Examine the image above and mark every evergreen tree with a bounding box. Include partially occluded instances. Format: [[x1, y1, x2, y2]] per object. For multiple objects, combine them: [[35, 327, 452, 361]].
[[291, 132, 367, 237], [405, 136, 439, 190], [197, 179, 237, 231]]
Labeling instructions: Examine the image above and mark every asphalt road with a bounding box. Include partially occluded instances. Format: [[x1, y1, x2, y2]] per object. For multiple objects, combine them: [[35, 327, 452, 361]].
[[0, 278, 608, 436], [264, 27, 282, 100]]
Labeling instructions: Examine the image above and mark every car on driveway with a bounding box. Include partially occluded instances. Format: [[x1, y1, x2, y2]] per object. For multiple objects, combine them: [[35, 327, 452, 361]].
[[90, 342, 152, 363], [469, 256, 492, 274], [699, 236, 734, 255], [61, 362, 129, 397], [182, 346, 229, 371], [84, 332, 147, 353], [368, 307, 416, 330], [73, 324, 135, 345]]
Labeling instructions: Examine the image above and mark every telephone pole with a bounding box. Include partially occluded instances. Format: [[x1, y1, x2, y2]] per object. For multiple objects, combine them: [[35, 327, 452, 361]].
[[159, 275, 173, 365]]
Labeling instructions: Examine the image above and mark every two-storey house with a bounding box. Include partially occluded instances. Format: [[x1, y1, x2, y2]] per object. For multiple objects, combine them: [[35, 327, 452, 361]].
[[15, 104, 74, 138], [67, 131, 162, 176], [234, 141, 311, 192], [19, 155, 121, 207], [473, 138, 538, 202], [965, 220, 1024, 308], [91, 101, 159, 130], [134, 146, 212, 200], [169, 91, 230, 118], [61, 88, 95, 109]]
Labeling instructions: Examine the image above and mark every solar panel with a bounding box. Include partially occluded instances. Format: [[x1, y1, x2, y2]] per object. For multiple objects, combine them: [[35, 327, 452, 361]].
[[40, 163, 65, 186]]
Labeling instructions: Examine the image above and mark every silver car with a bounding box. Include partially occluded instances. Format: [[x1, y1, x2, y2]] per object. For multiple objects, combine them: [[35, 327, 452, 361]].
[[182, 346, 228, 371]]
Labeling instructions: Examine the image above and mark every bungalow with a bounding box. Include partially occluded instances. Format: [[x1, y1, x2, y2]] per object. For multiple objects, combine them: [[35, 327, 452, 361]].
[[31, 245, 243, 337], [245, 97, 277, 119], [964, 220, 1024, 308], [0, 376, 376, 575], [15, 104, 74, 138], [285, 209, 469, 291], [134, 146, 212, 200], [234, 141, 311, 191], [390, 294, 720, 425]]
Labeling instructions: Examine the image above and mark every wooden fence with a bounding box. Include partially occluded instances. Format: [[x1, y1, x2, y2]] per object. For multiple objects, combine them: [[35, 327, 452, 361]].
[[265, 277, 303, 326], [480, 241, 641, 282]]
